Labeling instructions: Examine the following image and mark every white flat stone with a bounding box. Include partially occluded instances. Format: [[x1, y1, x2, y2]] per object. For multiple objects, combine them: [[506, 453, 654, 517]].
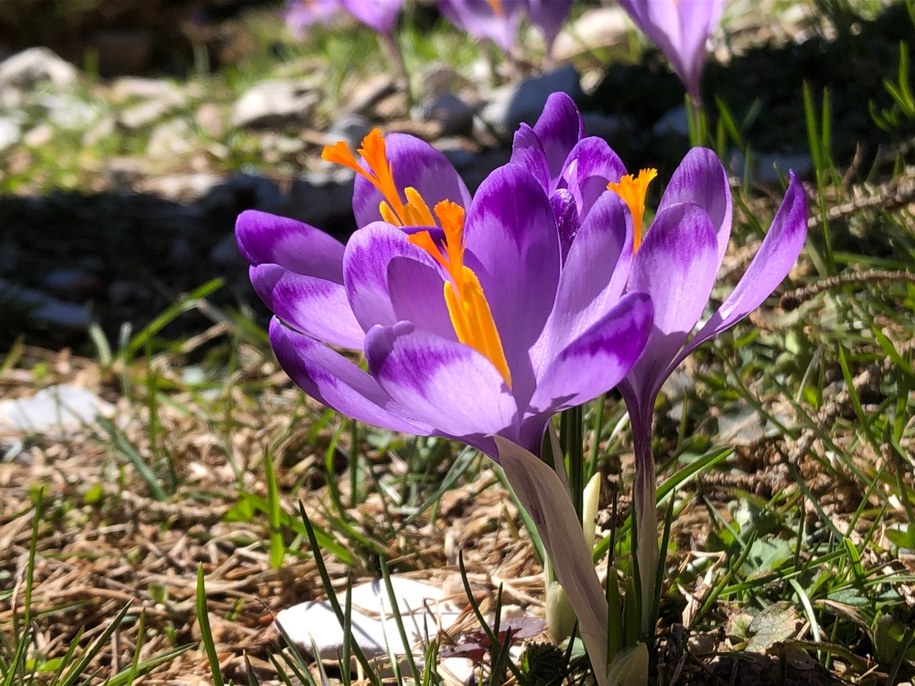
[[0, 384, 114, 435], [277, 575, 461, 663]]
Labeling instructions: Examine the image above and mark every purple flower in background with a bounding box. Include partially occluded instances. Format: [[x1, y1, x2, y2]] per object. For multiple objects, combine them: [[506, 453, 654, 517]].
[[526, 0, 573, 57], [341, 0, 404, 35], [237, 128, 653, 461], [284, 0, 341, 37], [438, 0, 526, 54], [619, 0, 725, 100]]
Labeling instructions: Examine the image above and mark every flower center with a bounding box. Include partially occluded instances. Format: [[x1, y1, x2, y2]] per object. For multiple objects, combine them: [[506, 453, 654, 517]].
[[607, 168, 657, 251], [409, 202, 512, 389], [322, 128, 437, 228], [323, 130, 512, 389]]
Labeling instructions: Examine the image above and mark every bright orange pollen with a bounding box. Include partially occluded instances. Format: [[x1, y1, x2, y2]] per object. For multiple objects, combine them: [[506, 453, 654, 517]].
[[322, 129, 436, 228], [323, 131, 512, 388], [607, 168, 658, 251], [485, 0, 504, 16], [409, 201, 512, 388]]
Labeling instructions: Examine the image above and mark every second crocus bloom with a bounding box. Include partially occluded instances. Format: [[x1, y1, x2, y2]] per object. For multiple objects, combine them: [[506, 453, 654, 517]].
[[619, 0, 725, 100]]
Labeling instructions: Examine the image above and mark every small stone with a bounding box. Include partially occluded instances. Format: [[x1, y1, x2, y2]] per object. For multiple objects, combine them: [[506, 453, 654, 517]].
[[653, 105, 689, 138], [0, 385, 114, 436], [421, 63, 461, 99], [36, 93, 100, 130], [276, 576, 461, 662], [340, 74, 398, 117], [0, 47, 79, 90], [23, 123, 54, 148], [552, 7, 630, 63], [413, 92, 475, 136], [232, 80, 319, 130], [110, 76, 184, 104], [195, 103, 225, 139], [0, 278, 90, 330], [0, 116, 21, 151], [476, 64, 583, 138], [42, 267, 104, 300], [147, 118, 195, 158]]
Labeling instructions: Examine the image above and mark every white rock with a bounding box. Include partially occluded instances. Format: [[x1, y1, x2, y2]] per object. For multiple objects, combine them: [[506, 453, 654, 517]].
[[232, 80, 319, 130], [0, 385, 114, 435], [0, 116, 21, 151], [552, 7, 630, 63], [277, 576, 461, 662], [0, 47, 79, 90]]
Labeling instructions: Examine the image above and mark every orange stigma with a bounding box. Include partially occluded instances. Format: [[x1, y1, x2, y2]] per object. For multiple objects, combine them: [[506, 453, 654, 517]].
[[322, 128, 437, 228], [608, 168, 657, 251], [408, 201, 512, 388], [485, 0, 505, 16]]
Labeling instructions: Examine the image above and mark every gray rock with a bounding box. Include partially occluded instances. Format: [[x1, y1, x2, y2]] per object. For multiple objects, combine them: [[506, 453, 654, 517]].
[[413, 92, 476, 136], [421, 63, 461, 99], [232, 80, 319, 130], [476, 64, 583, 138], [653, 105, 689, 138], [42, 267, 103, 300], [581, 111, 627, 140], [729, 150, 814, 186], [110, 76, 185, 103], [325, 113, 372, 149], [340, 74, 399, 117], [282, 171, 356, 229], [0, 47, 79, 90], [0, 277, 90, 330]]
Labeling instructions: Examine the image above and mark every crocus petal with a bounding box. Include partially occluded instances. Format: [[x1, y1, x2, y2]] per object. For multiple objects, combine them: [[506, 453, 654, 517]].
[[251, 265, 364, 349], [509, 124, 551, 192], [657, 147, 731, 267], [530, 291, 653, 414], [285, 0, 341, 37], [462, 165, 560, 400], [619, 0, 722, 99], [270, 318, 432, 435], [438, 0, 524, 53], [560, 137, 627, 220], [525, 0, 573, 54], [343, 221, 440, 332], [386, 256, 455, 342], [495, 437, 609, 686], [236, 210, 345, 282], [535, 193, 633, 361], [679, 171, 808, 360], [626, 202, 719, 399], [677, 0, 725, 98], [365, 322, 518, 441], [351, 134, 471, 228], [532, 92, 585, 186], [340, 0, 403, 34]]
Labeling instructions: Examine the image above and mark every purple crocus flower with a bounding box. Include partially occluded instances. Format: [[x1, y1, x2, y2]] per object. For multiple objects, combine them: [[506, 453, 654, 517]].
[[511, 92, 808, 633], [340, 0, 404, 35], [526, 0, 573, 57], [236, 127, 654, 461], [438, 0, 526, 55], [284, 0, 342, 37], [618, 0, 725, 100]]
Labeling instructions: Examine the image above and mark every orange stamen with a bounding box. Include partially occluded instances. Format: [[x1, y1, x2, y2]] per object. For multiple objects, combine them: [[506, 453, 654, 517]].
[[485, 0, 504, 16], [409, 201, 512, 388], [323, 129, 440, 227], [607, 168, 657, 251]]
